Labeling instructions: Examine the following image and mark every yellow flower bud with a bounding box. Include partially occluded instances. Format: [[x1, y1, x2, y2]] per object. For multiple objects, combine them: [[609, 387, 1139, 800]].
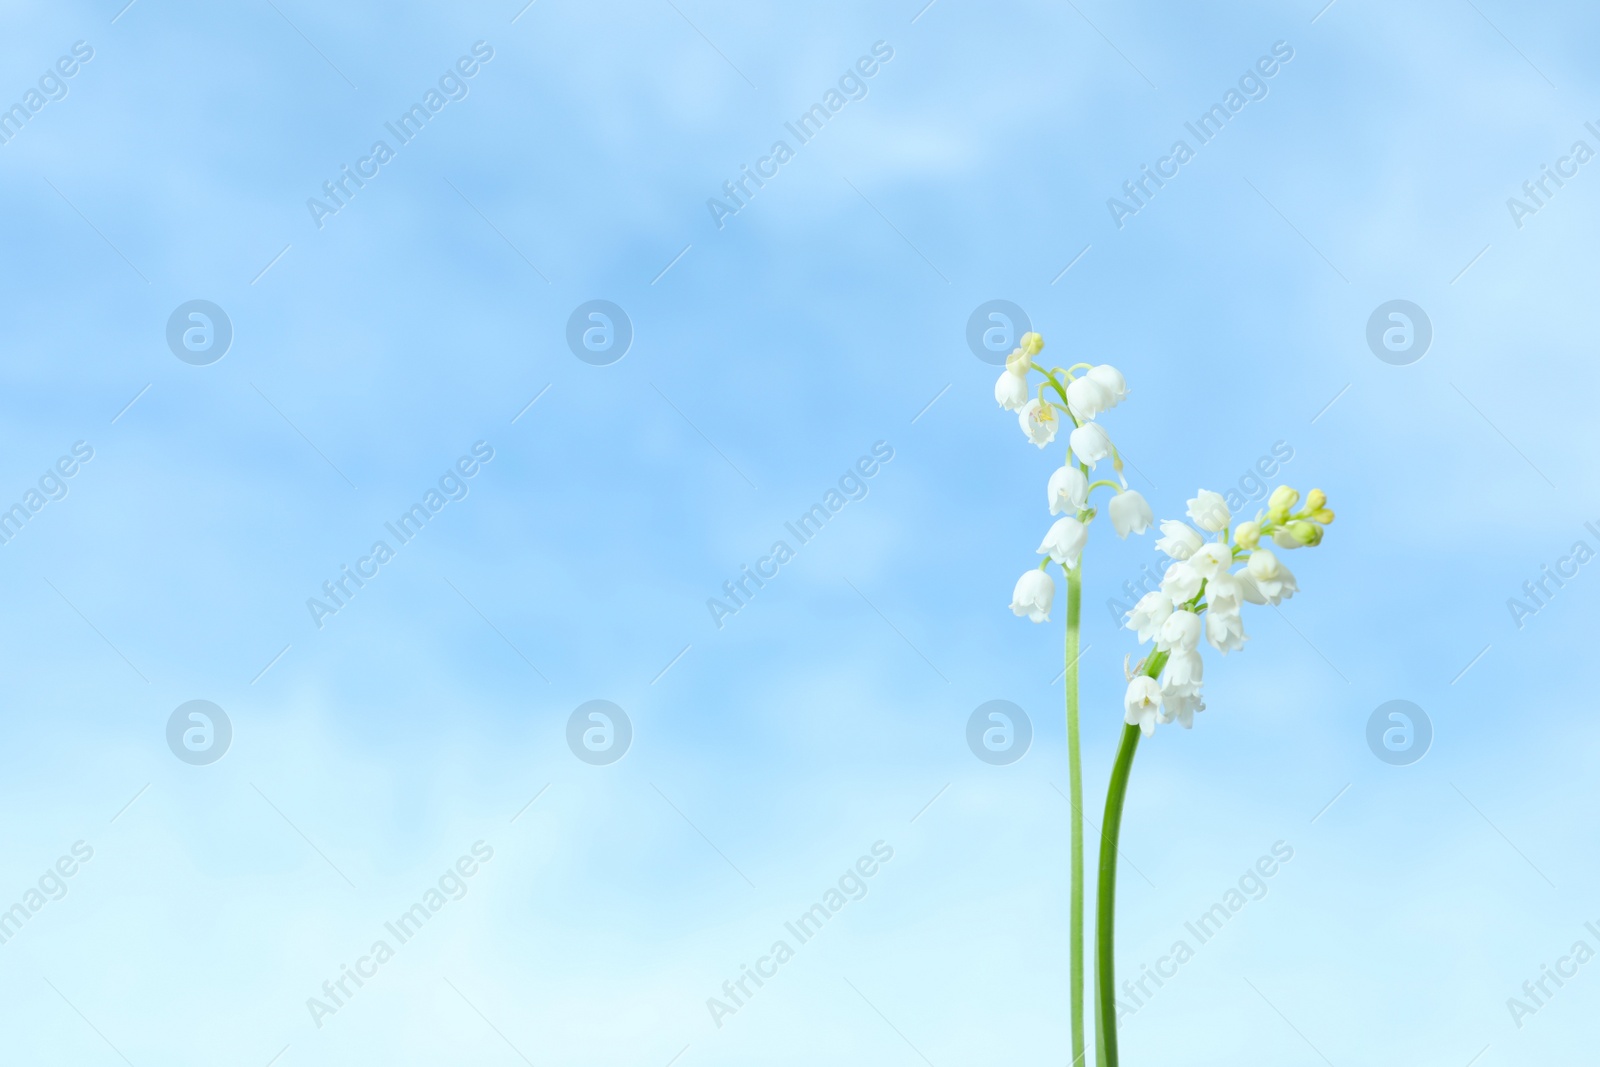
[[1311, 507, 1335, 524], [1267, 485, 1299, 522], [1305, 488, 1326, 511], [1020, 332, 1044, 356], [1234, 520, 1261, 549]]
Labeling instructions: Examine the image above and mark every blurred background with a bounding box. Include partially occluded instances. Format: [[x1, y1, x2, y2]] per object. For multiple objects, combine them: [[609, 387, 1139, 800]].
[[0, 0, 1594, 1063]]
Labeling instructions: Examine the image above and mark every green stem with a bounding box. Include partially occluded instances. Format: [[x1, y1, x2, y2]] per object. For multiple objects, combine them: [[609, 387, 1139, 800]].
[[1065, 566, 1085, 1067], [1094, 651, 1163, 1067], [1093, 723, 1141, 1067]]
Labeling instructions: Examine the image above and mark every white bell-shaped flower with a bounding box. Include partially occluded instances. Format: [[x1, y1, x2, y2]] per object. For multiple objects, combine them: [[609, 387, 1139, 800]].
[[1205, 609, 1247, 653], [1124, 676, 1162, 737], [1038, 516, 1089, 569], [1010, 568, 1056, 622], [1048, 465, 1089, 515], [1161, 560, 1203, 604], [1109, 490, 1153, 538], [994, 370, 1029, 410], [1087, 364, 1128, 407], [1155, 520, 1204, 560], [1186, 489, 1231, 533], [1069, 423, 1113, 467], [1019, 399, 1060, 448], [1126, 591, 1172, 644], [1158, 609, 1202, 653], [1066, 375, 1114, 421], [1205, 570, 1248, 615], [1158, 682, 1204, 728], [1161, 648, 1204, 690], [1243, 548, 1297, 604]]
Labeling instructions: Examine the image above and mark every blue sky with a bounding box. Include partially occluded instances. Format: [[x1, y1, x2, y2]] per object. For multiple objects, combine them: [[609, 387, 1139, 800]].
[[2, 0, 1597, 1063]]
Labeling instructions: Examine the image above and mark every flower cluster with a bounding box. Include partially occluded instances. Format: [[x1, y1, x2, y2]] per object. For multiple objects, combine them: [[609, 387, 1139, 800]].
[[997, 333, 1152, 623], [1122, 485, 1335, 736]]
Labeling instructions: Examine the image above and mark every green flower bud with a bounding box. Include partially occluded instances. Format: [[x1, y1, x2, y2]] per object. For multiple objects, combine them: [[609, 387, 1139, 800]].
[[1286, 520, 1322, 546], [1234, 520, 1261, 549], [1020, 332, 1044, 356], [1305, 488, 1326, 512]]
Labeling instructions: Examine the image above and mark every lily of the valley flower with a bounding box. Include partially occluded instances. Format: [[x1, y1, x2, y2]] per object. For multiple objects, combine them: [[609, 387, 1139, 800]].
[[1108, 490, 1153, 539], [1185, 541, 1234, 582], [1160, 560, 1203, 603], [1205, 570, 1248, 615], [1069, 422, 1113, 467], [1087, 365, 1128, 407], [1039, 516, 1089, 569], [1126, 591, 1172, 644], [1186, 489, 1231, 533], [1066, 374, 1115, 421], [1161, 648, 1204, 690], [1204, 609, 1247, 653], [995, 370, 1029, 410], [1124, 676, 1161, 737], [1158, 683, 1204, 728], [1155, 520, 1204, 560], [1048, 465, 1089, 515], [1020, 398, 1060, 448], [1158, 609, 1202, 652], [1121, 482, 1333, 736], [1242, 547, 1297, 604], [1011, 568, 1056, 622]]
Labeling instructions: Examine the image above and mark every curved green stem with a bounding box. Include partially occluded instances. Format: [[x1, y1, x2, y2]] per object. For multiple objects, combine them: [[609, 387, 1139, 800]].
[[1065, 566, 1085, 1067], [1093, 723, 1141, 1067], [1085, 479, 1122, 499]]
